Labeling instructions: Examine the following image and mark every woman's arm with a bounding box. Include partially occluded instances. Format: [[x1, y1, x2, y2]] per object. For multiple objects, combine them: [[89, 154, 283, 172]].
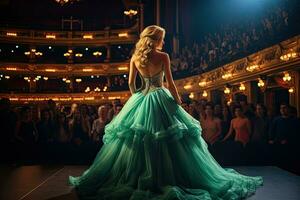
[[162, 53, 182, 104], [222, 119, 234, 141], [128, 58, 138, 95], [246, 118, 252, 136]]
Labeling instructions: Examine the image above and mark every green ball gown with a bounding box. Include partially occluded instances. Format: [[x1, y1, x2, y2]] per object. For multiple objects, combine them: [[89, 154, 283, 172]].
[[69, 68, 263, 200]]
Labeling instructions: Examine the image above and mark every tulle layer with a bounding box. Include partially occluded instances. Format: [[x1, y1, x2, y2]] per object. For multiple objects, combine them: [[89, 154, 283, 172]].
[[69, 87, 263, 200]]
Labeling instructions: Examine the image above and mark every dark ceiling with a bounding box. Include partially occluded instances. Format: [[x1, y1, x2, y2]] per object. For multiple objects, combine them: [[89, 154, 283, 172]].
[[0, 0, 148, 30]]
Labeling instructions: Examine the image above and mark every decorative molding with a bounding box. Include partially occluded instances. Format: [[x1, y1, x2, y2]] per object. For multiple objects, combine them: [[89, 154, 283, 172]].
[[176, 35, 300, 93]]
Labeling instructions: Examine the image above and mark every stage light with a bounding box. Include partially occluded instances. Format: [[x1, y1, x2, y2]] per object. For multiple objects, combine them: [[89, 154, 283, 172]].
[[6, 32, 17, 37], [184, 84, 192, 90], [224, 87, 230, 94], [6, 67, 17, 71], [288, 87, 294, 93], [118, 33, 128, 37], [46, 34, 56, 39], [118, 67, 128, 71], [83, 34, 93, 39], [45, 69, 56, 72], [239, 83, 246, 91], [282, 73, 291, 82], [189, 92, 194, 99]]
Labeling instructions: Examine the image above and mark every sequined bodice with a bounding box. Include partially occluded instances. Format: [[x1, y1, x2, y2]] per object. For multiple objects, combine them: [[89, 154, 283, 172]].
[[139, 70, 164, 95]]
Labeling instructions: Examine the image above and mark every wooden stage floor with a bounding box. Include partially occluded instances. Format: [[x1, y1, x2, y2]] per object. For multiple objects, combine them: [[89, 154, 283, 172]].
[[1, 165, 299, 200]]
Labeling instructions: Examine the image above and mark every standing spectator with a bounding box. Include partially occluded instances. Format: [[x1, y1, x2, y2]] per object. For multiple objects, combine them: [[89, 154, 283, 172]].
[[37, 109, 55, 144], [201, 103, 222, 145], [251, 104, 270, 143], [54, 112, 70, 143], [220, 106, 232, 140], [91, 105, 109, 142], [268, 103, 296, 145], [222, 105, 252, 146], [15, 106, 38, 144], [69, 110, 90, 145]]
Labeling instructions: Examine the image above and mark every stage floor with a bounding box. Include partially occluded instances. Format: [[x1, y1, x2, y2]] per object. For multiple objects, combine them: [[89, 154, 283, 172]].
[[1, 165, 299, 200]]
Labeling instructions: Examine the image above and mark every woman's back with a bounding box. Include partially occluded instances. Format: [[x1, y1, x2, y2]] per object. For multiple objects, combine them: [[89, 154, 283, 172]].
[[134, 51, 165, 78]]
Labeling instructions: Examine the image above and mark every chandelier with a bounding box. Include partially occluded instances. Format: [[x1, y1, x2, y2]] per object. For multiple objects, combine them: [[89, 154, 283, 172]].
[[55, 0, 80, 6]]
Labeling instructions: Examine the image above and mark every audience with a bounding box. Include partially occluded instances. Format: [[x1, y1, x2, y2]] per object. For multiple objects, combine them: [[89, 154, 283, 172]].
[[171, 1, 295, 79], [0, 96, 298, 172]]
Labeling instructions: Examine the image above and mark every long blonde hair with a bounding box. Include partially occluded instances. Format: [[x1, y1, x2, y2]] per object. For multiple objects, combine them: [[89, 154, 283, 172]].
[[132, 25, 165, 68]]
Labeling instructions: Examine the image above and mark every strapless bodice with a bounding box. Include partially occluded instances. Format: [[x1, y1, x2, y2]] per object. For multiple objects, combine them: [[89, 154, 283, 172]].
[[138, 70, 164, 95]]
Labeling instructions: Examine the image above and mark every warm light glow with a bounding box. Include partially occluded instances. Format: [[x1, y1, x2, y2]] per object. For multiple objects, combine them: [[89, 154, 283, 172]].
[[6, 67, 17, 71], [31, 49, 36, 52], [108, 96, 121, 100], [118, 32, 128, 37], [65, 79, 71, 83], [85, 87, 91, 93], [85, 97, 95, 100], [94, 87, 101, 92], [280, 51, 297, 61], [239, 83, 246, 91], [46, 34, 56, 39], [6, 32, 17, 37], [282, 72, 291, 82], [189, 92, 194, 99], [64, 52, 71, 57], [4, 75, 10, 79], [199, 81, 206, 87], [82, 68, 93, 72], [227, 98, 232, 106], [118, 67, 128, 70], [93, 51, 102, 57], [246, 64, 259, 72], [43, 77, 48, 80], [73, 97, 84, 101], [24, 52, 30, 55], [45, 69, 56, 72], [75, 78, 82, 83], [288, 87, 294, 93], [83, 34, 93, 39], [35, 52, 43, 56], [202, 90, 208, 97], [24, 77, 29, 80], [62, 78, 67, 82], [257, 79, 265, 87], [224, 87, 230, 94], [75, 53, 83, 57], [9, 98, 19, 101], [124, 9, 138, 16], [184, 84, 192, 90], [222, 73, 233, 79]]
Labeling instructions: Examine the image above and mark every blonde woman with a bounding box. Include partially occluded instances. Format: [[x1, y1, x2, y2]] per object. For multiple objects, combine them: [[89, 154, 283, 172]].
[[69, 25, 263, 199]]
